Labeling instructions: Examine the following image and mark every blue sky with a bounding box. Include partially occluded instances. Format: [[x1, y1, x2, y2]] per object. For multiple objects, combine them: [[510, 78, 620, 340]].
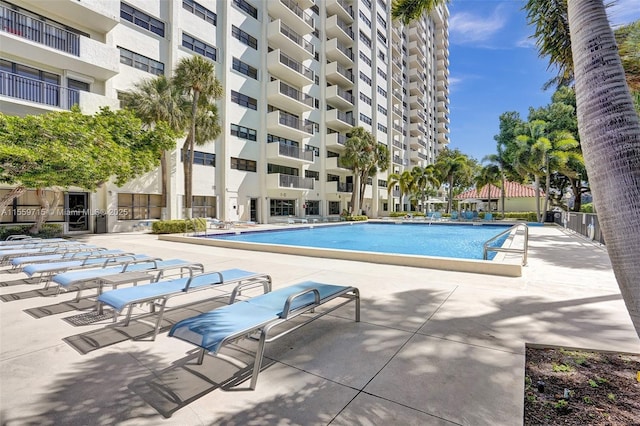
[[446, 0, 640, 161]]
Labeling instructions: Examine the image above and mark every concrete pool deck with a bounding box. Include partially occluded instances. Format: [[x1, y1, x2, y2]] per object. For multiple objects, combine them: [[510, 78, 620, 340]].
[[1, 224, 639, 425]]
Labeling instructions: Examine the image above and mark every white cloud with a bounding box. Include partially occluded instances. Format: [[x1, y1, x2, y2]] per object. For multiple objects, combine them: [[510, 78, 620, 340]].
[[449, 5, 507, 44], [606, 0, 640, 28], [516, 37, 536, 49]]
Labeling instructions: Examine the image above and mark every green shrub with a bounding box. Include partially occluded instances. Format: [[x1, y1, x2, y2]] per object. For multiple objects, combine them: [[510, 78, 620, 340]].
[[581, 203, 594, 213], [151, 218, 206, 234], [344, 215, 368, 221], [501, 212, 539, 222], [0, 224, 64, 240], [389, 211, 426, 218]]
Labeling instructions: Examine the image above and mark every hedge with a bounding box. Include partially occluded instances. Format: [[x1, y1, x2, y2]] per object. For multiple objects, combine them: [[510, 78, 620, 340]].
[[151, 218, 206, 234], [0, 224, 64, 240], [343, 215, 368, 221]]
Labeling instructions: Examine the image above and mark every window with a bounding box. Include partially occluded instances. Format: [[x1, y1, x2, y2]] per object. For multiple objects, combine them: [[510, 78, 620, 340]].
[[377, 86, 387, 97], [378, 104, 387, 115], [378, 179, 387, 187], [328, 200, 341, 215], [120, 3, 164, 36], [304, 200, 320, 215], [119, 47, 164, 75], [378, 49, 386, 62], [182, 33, 217, 61], [377, 67, 387, 80], [359, 92, 372, 105], [268, 134, 298, 146], [233, 0, 258, 19], [182, 0, 216, 25], [360, 113, 372, 125], [268, 164, 298, 175], [359, 10, 371, 28], [305, 170, 320, 180], [270, 199, 295, 216], [231, 123, 257, 141], [377, 123, 387, 133], [377, 30, 387, 45], [117, 193, 162, 220], [377, 13, 387, 28], [0, 60, 62, 107], [232, 25, 258, 49], [359, 71, 371, 86], [361, 0, 372, 9], [359, 50, 372, 66], [305, 145, 320, 157], [180, 150, 216, 166], [232, 57, 258, 79], [231, 90, 257, 110], [192, 195, 216, 218], [359, 31, 371, 48], [378, 0, 387, 10], [231, 157, 257, 172]]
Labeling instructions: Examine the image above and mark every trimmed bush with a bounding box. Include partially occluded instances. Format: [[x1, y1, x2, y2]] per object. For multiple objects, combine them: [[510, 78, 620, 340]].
[[501, 212, 539, 222], [151, 218, 206, 234], [389, 211, 426, 218], [0, 223, 64, 240], [580, 203, 594, 213], [344, 215, 368, 221]]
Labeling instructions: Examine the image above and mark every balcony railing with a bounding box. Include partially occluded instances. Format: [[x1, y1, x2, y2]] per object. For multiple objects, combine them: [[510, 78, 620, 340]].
[[334, 39, 354, 60], [280, 0, 314, 29], [392, 139, 404, 149], [279, 173, 314, 189], [336, 133, 346, 145], [337, 0, 354, 18], [279, 21, 314, 55], [393, 155, 404, 165], [333, 109, 355, 125], [0, 71, 79, 109], [336, 17, 353, 39], [335, 87, 353, 103], [337, 182, 353, 192], [279, 52, 314, 81], [278, 111, 314, 134], [279, 81, 314, 106], [335, 63, 353, 82], [277, 143, 315, 161], [0, 5, 80, 56]]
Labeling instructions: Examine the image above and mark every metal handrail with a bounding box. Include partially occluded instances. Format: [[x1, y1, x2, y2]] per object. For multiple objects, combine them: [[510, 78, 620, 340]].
[[483, 223, 529, 266]]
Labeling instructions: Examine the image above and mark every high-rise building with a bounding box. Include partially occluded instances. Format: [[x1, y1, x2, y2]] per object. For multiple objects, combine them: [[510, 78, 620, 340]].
[[0, 0, 449, 232]]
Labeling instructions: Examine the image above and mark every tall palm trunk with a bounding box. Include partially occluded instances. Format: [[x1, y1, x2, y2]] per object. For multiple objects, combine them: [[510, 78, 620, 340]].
[[534, 175, 542, 222], [568, 0, 640, 337], [160, 151, 168, 209], [184, 91, 199, 219], [500, 174, 506, 218]]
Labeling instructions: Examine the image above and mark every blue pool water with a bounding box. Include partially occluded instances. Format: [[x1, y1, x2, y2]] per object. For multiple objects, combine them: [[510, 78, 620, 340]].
[[206, 223, 511, 260]]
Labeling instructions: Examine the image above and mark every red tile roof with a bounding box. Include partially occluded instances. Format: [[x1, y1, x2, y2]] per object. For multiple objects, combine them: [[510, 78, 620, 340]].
[[455, 181, 544, 199]]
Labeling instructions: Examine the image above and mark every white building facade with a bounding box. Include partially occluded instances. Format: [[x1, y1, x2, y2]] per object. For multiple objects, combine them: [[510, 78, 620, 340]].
[[0, 0, 449, 233]]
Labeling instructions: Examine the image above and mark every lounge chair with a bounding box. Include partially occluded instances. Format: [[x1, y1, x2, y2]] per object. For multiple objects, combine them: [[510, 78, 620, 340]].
[[0, 237, 67, 246], [450, 211, 459, 220], [50, 258, 205, 299], [169, 281, 360, 389], [9, 249, 122, 270], [0, 243, 98, 266], [97, 269, 272, 340], [484, 212, 493, 221], [22, 254, 153, 285]]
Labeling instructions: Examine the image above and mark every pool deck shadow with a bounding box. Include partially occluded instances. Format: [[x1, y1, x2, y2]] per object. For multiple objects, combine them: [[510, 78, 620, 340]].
[[1, 224, 639, 425]]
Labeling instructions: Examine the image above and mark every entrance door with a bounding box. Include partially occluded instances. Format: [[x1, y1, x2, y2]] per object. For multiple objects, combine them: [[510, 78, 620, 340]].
[[250, 198, 257, 222], [66, 192, 88, 231]]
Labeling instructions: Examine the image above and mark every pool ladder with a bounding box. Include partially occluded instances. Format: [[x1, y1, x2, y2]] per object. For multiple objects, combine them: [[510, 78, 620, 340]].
[[483, 223, 529, 266]]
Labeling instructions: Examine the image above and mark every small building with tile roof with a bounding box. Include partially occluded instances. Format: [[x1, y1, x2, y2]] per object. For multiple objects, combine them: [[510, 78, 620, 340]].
[[455, 181, 545, 212]]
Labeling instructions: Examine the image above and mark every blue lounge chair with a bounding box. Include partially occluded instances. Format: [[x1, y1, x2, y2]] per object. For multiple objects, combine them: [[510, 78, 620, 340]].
[[50, 258, 205, 299], [169, 281, 360, 389], [97, 269, 272, 340], [0, 243, 98, 265], [23, 254, 153, 285], [9, 249, 123, 270], [484, 212, 493, 221], [0, 237, 67, 246], [450, 211, 459, 220]]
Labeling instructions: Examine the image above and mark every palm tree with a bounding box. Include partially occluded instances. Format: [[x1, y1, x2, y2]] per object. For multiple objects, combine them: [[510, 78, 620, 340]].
[[540, 130, 581, 214], [434, 152, 470, 213], [514, 120, 549, 222], [120, 75, 187, 209], [394, 0, 640, 337], [387, 169, 415, 212], [173, 56, 223, 218], [412, 165, 440, 214], [482, 154, 507, 217], [475, 164, 501, 215], [341, 127, 389, 215]]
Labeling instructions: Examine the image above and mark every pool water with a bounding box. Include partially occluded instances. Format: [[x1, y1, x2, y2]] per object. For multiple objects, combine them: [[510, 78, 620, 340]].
[[206, 223, 511, 260]]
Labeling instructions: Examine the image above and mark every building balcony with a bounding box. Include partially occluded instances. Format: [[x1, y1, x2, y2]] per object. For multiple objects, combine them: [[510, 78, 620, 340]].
[[325, 109, 355, 130], [392, 122, 404, 134], [0, 71, 119, 116], [326, 156, 350, 172], [437, 69, 448, 79], [325, 61, 353, 86], [326, 38, 354, 66], [267, 20, 314, 62], [267, 0, 315, 35], [438, 122, 449, 132], [437, 101, 449, 113], [326, 85, 354, 109], [297, 0, 315, 9], [267, 49, 314, 87], [408, 55, 425, 73], [326, 14, 354, 44], [326, 132, 347, 150], [409, 95, 425, 109], [409, 122, 427, 137], [438, 131, 449, 144], [391, 74, 403, 89], [392, 105, 403, 117], [438, 111, 450, 123], [267, 79, 314, 114], [408, 40, 425, 58], [267, 173, 315, 191], [20, 0, 119, 32], [326, 0, 354, 23], [267, 142, 315, 166], [267, 110, 314, 141], [0, 9, 119, 80], [409, 109, 426, 123], [326, 180, 353, 194]]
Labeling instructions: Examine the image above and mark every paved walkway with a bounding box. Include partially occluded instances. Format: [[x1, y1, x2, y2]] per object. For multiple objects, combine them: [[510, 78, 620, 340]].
[[1, 225, 638, 425]]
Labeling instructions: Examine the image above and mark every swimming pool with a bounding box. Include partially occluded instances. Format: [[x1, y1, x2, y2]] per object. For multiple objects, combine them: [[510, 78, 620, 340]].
[[159, 221, 525, 277], [206, 223, 510, 260]]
